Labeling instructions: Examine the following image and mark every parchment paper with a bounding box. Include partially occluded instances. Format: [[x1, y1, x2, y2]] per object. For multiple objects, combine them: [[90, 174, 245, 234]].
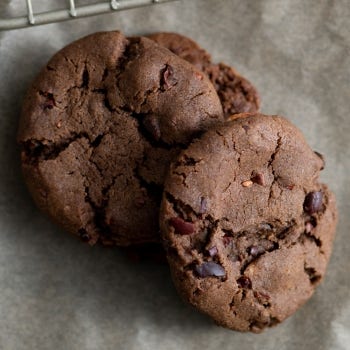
[[0, 1, 349, 349]]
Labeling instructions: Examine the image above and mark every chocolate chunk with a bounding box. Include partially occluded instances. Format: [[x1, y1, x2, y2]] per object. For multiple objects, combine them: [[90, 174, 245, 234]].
[[39, 91, 56, 109], [161, 64, 177, 90], [237, 276, 252, 289], [195, 261, 226, 277], [248, 245, 265, 257], [169, 217, 195, 235], [199, 197, 207, 214], [207, 246, 218, 257], [142, 115, 161, 141], [251, 173, 265, 186], [303, 191, 323, 214]]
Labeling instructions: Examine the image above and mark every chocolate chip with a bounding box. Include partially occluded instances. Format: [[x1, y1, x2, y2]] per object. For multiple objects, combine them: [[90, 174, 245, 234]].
[[251, 173, 265, 186], [237, 276, 252, 289], [142, 115, 161, 141], [207, 246, 218, 257], [248, 245, 265, 257], [161, 65, 177, 90], [195, 261, 226, 278], [242, 125, 250, 132], [199, 197, 207, 214], [303, 191, 323, 214], [39, 91, 56, 109], [169, 217, 195, 235]]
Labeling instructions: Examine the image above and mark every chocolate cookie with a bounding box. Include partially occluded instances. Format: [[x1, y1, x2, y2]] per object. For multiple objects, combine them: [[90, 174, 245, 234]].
[[160, 114, 337, 332], [148, 32, 260, 117], [147, 32, 211, 71], [18, 31, 224, 246]]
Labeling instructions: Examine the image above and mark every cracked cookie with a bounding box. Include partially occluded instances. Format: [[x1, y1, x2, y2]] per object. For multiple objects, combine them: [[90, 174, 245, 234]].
[[160, 114, 337, 332], [148, 32, 260, 117], [18, 31, 224, 246]]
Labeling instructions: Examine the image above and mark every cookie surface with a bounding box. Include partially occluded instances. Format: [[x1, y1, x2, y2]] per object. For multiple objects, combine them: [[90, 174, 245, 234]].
[[148, 32, 260, 117], [147, 32, 211, 71], [18, 31, 224, 246], [160, 114, 337, 332]]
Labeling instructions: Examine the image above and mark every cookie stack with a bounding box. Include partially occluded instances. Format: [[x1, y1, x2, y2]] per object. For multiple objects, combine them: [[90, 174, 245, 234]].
[[18, 31, 337, 332]]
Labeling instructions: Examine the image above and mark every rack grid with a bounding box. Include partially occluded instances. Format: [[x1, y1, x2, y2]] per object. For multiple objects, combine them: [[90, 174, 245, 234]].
[[0, 0, 179, 31]]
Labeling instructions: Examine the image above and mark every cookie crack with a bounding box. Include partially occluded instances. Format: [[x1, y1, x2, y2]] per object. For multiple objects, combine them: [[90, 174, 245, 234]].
[[92, 88, 115, 112], [173, 154, 203, 167], [303, 263, 322, 285], [239, 241, 280, 275], [21, 133, 89, 164], [190, 91, 206, 101], [166, 192, 220, 258], [134, 167, 163, 205], [252, 289, 271, 309], [127, 109, 187, 150], [230, 137, 242, 164], [302, 231, 322, 247], [267, 133, 282, 204], [82, 182, 112, 243], [63, 55, 79, 73], [81, 62, 89, 88], [165, 191, 203, 222]]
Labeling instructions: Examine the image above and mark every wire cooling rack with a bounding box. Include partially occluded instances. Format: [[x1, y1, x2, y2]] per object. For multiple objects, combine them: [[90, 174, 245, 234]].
[[0, 0, 179, 31]]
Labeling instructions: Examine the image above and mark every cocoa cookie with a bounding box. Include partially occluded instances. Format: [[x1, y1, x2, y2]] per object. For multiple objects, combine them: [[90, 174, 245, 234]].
[[160, 114, 337, 332], [147, 32, 211, 71], [18, 31, 224, 246], [148, 32, 260, 117]]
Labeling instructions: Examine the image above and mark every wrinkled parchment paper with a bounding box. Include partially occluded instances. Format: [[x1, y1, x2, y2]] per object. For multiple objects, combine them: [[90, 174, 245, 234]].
[[0, 1, 349, 349]]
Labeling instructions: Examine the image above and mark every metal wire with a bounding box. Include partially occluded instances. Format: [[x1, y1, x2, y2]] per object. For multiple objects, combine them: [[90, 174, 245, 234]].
[[0, 0, 179, 31]]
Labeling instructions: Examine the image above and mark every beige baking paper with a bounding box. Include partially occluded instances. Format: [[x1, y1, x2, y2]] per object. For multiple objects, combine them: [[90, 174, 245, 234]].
[[0, 1, 349, 349]]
